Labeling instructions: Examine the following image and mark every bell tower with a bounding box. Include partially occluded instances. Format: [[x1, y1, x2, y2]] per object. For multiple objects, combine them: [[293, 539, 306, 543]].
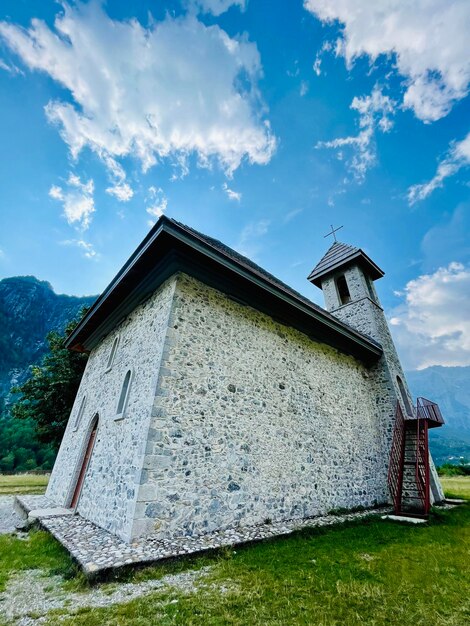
[[308, 240, 385, 342], [308, 238, 445, 505], [308, 239, 413, 403]]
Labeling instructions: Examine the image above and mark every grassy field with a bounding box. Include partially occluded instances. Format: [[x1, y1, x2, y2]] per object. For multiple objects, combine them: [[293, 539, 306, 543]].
[[440, 476, 470, 499], [0, 475, 469, 625], [0, 473, 49, 496]]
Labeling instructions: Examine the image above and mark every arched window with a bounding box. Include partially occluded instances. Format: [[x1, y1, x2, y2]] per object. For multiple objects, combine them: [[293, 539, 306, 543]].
[[116, 369, 132, 419], [335, 274, 351, 305], [106, 335, 120, 372], [397, 375, 413, 416], [73, 395, 87, 430]]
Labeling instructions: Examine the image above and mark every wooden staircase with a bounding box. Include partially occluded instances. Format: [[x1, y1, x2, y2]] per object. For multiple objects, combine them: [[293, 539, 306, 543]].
[[388, 398, 444, 517]]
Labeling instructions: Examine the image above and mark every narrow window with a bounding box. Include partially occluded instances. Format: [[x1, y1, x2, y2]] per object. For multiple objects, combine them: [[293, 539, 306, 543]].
[[365, 276, 376, 303], [74, 396, 86, 430], [336, 274, 351, 305], [397, 376, 413, 416], [116, 370, 132, 418], [106, 335, 119, 372]]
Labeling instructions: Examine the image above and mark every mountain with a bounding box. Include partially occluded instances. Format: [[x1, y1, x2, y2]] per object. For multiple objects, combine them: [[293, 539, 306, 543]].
[[0, 276, 96, 415], [0, 275, 469, 469], [406, 366, 470, 466]]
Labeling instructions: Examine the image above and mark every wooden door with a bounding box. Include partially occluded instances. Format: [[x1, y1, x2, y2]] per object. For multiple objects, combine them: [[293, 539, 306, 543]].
[[70, 421, 97, 509]]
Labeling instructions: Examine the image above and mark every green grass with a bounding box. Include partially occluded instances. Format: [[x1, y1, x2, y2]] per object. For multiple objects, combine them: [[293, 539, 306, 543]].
[[0, 529, 78, 592], [45, 504, 470, 626], [0, 473, 49, 495], [1, 478, 468, 625], [440, 476, 470, 499]]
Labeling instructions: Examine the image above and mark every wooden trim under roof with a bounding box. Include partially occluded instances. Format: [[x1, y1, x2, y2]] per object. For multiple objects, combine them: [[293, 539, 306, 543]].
[[66, 217, 383, 366]]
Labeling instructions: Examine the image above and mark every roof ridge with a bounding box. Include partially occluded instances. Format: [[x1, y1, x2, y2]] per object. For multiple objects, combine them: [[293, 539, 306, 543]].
[[166, 219, 381, 348]]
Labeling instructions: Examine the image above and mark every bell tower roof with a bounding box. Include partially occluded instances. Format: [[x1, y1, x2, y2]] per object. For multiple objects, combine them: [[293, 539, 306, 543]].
[[308, 241, 384, 288]]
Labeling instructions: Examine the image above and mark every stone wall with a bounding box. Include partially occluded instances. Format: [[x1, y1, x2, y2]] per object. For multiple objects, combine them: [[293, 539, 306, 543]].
[[133, 274, 392, 540], [46, 277, 177, 541], [320, 264, 444, 502]]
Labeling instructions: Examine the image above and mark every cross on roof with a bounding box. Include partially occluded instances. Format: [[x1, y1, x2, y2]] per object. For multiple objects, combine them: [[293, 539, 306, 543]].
[[324, 224, 343, 242]]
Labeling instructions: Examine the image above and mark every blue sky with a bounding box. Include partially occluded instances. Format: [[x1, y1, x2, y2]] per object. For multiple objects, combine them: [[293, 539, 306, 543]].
[[0, 0, 469, 369]]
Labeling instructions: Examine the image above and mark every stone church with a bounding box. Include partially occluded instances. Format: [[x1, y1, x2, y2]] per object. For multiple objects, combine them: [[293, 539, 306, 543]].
[[46, 217, 444, 543]]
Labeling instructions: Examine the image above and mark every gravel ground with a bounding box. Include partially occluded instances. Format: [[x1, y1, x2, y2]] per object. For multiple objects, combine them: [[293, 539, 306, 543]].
[[0, 566, 215, 625], [0, 496, 24, 535]]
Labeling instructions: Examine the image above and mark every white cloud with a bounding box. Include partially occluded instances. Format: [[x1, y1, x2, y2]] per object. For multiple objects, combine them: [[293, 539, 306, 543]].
[[304, 0, 470, 123], [49, 174, 95, 230], [146, 186, 167, 225], [389, 262, 470, 369], [316, 86, 395, 181], [106, 183, 134, 202], [300, 81, 309, 97], [312, 40, 332, 77], [0, 247, 5, 259], [222, 182, 242, 201], [408, 131, 470, 203], [235, 219, 270, 258], [187, 0, 246, 16], [0, 1, 275, 181], [61, 238, 99, 259]]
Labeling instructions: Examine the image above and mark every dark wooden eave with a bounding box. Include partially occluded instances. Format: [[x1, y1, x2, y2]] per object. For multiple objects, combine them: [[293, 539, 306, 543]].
[[65, 217, 383, 366]]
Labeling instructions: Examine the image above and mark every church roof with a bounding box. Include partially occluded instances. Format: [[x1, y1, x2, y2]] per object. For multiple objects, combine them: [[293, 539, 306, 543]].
[[308, 241, 385, 288], [65, 216, 382, 365]]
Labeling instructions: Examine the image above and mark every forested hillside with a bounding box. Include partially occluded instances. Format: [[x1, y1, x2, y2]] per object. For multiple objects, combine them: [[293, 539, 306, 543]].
[[0, 276, 95, 471]]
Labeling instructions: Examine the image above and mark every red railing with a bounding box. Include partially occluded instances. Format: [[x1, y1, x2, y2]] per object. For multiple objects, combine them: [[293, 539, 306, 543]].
[[416, 397, 445, 427], [388, 396, 444, 516], [415, 417, 430, 514], [388, 402, 406, 514]]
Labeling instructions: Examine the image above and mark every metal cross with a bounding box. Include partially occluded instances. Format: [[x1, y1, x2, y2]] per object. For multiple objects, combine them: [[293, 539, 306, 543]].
[[324, 224, 343, 242]]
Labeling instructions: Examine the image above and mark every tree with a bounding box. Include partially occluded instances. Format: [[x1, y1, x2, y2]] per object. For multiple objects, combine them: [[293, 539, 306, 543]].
[[11, 309, 89, 447], [0, 451, 14, 472]]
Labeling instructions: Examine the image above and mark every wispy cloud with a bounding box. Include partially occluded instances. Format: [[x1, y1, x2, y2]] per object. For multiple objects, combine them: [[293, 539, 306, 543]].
[[408, 131, 470, 204], [284, 208, 303, 223], [60, 238, 99, 260], [420, 204, 470, 271], [222, 182, 242, 202], [316, 86, 395, 181], [0, 57, 23, 74], [146, 186, 168, 226], [49, 174, 95, 230], [312, 40, 332, 77], [235, 219, 270, 259]]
